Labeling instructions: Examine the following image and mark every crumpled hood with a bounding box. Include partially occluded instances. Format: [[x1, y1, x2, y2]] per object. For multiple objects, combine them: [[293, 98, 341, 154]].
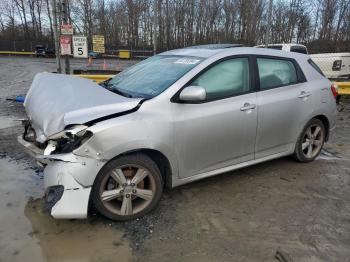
[[24, 73, 142, 142]]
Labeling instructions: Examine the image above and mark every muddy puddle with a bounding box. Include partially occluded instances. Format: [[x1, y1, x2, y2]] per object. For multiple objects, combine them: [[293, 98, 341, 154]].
[[0, 158, 133, 262]]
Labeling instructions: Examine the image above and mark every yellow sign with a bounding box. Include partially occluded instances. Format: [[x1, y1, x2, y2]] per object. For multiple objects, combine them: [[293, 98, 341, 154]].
[[93, 35, 105, 53]]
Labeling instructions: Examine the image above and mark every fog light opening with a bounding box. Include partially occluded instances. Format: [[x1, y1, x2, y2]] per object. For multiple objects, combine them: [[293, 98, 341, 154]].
[[44, 185, 64, 213]]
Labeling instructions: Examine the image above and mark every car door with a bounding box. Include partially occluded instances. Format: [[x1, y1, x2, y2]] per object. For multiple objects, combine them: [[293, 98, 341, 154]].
[[171, 57, 258, 178], [255, 56, 311, 159]]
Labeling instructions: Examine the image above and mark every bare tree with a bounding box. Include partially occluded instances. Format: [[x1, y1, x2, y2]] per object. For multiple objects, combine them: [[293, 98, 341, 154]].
[[0, 0, 350, 53]]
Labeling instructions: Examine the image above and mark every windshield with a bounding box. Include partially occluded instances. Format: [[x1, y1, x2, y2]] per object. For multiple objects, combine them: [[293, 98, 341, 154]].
[[105, 55, 203, 98]]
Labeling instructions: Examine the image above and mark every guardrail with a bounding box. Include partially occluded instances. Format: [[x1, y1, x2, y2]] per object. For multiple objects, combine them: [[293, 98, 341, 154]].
[[0, 50, 152, 59], [0, 51, 34, 55], [336, 82, 350, 95]]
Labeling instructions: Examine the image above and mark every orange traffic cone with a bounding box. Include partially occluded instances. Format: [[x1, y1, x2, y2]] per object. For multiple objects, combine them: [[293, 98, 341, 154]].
[[103, 59, 108, 70]]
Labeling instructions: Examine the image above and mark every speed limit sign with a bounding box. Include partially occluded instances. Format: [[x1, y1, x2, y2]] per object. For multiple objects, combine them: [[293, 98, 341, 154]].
[[72, 36, 88, 58]]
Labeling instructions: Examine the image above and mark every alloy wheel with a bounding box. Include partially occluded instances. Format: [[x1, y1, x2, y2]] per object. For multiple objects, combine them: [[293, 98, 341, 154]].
[[301, 124, 324, 159], [99, 165, 156, 216]]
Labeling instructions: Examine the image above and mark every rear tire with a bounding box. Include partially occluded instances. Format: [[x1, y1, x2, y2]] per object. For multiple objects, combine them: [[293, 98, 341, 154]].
[[92, 154, 163, 221], [294, 119, 325, 163]]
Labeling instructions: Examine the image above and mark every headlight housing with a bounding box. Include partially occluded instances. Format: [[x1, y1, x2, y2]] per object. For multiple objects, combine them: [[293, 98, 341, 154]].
[[46, 125, 93, 154]]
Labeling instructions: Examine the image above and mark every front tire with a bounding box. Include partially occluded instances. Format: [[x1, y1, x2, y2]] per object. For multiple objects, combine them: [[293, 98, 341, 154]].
[[294, 119, 325, 162], [92, 154, 163, 221]]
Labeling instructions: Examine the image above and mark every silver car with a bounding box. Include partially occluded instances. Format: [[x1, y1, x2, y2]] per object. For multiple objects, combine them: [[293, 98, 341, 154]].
[[18, 46, 337, 221]]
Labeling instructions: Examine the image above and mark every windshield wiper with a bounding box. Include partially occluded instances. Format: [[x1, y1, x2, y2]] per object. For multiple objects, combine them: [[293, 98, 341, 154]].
[[110, 87, 133, 98], [100, 80, 133, 98]]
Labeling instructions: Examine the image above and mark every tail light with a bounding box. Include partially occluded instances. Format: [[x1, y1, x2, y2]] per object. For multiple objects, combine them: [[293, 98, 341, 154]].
[[331, 84, 338, 99]]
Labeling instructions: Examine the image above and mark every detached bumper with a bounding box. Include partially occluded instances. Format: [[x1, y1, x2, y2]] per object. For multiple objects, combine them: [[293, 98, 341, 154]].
[[44, 161, 91, 219], [17, 135, 101, 219]]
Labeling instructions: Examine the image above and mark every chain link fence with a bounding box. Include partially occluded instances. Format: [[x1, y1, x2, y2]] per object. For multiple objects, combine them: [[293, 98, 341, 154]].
[[310, 53, 350, 81], [0, 40, 54, 52], [1, 40, 349, 80]]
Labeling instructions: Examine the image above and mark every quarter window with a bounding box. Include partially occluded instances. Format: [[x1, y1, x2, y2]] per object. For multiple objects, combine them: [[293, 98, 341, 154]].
[[257, 58, 298, 90], [191, 58, 250, 101]]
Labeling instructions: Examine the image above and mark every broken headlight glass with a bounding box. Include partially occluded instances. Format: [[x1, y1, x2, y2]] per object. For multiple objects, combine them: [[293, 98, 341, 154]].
[[47, 125, 93, 154]]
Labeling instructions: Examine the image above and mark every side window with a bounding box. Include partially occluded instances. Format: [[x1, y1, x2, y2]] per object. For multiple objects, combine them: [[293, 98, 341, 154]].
[[191, 58, 250, 101], [257, 58, 298, 90]]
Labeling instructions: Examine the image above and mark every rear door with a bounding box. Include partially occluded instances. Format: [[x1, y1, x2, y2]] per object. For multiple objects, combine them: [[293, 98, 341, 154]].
[[255, 56, 312, 158]]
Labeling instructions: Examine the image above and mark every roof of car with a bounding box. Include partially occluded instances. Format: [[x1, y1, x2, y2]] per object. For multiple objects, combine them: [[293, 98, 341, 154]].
[[184, 44, 243, 49], [160, 46, 309, 60], [255, 43, 307, 48]]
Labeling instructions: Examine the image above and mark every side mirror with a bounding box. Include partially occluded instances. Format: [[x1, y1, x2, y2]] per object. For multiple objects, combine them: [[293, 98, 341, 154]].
[[179, 86, 206, 102]]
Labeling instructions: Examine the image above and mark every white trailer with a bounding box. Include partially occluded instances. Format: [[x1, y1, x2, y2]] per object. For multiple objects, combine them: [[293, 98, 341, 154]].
[[309, 53, 350, 80]]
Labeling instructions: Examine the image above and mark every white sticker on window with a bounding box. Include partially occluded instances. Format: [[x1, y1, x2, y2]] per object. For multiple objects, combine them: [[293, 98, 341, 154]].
[[174, 58, 200, 65]]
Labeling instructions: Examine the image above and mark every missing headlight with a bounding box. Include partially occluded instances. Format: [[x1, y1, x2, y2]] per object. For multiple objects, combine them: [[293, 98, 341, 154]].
[[52, 131, 93, 154]]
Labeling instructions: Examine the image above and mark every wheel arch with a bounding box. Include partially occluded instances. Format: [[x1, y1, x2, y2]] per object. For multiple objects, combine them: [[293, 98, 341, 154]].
[[294, 114, 331, 153], [105, 148, 174, 188], [313, 114, 330, 141]]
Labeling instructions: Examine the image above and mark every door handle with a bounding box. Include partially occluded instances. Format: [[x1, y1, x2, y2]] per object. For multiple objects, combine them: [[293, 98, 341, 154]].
[[298, 91, 311, 98], [240, 103, 256, 111]]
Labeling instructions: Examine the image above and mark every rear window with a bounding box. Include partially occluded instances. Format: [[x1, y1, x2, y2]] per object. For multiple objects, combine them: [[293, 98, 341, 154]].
[[308, 59, 325, 77]]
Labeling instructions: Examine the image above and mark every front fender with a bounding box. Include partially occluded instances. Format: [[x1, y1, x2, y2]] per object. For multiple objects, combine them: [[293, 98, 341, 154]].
[[74, 137, 179, 185], [73, 108, 179, 184]]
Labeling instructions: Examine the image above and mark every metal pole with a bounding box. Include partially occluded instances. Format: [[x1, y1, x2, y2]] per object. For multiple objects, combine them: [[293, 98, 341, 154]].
[[153, 0, 157, 55], [51, 0, 61, 73], [61, 0, 70, 74], [265, 0, 273, 47]]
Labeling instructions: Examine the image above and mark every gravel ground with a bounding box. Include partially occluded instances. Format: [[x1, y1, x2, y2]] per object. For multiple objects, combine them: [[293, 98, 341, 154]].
[[0, 56, 350, 262]]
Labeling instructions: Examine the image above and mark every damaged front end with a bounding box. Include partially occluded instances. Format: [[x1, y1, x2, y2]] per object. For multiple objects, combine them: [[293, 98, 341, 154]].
[[21, 120, 93, 157], [18, 121, 103, 219], [43, 124, 93, 156], [17, 73, 144, 219]]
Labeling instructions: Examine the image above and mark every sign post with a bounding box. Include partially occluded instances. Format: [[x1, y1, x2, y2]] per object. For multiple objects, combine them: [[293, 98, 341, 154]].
[[61, 0, 70, 74], [73, 36, 88, 58], [93, 35, 105, 53], [51, 0, 61, 73]]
